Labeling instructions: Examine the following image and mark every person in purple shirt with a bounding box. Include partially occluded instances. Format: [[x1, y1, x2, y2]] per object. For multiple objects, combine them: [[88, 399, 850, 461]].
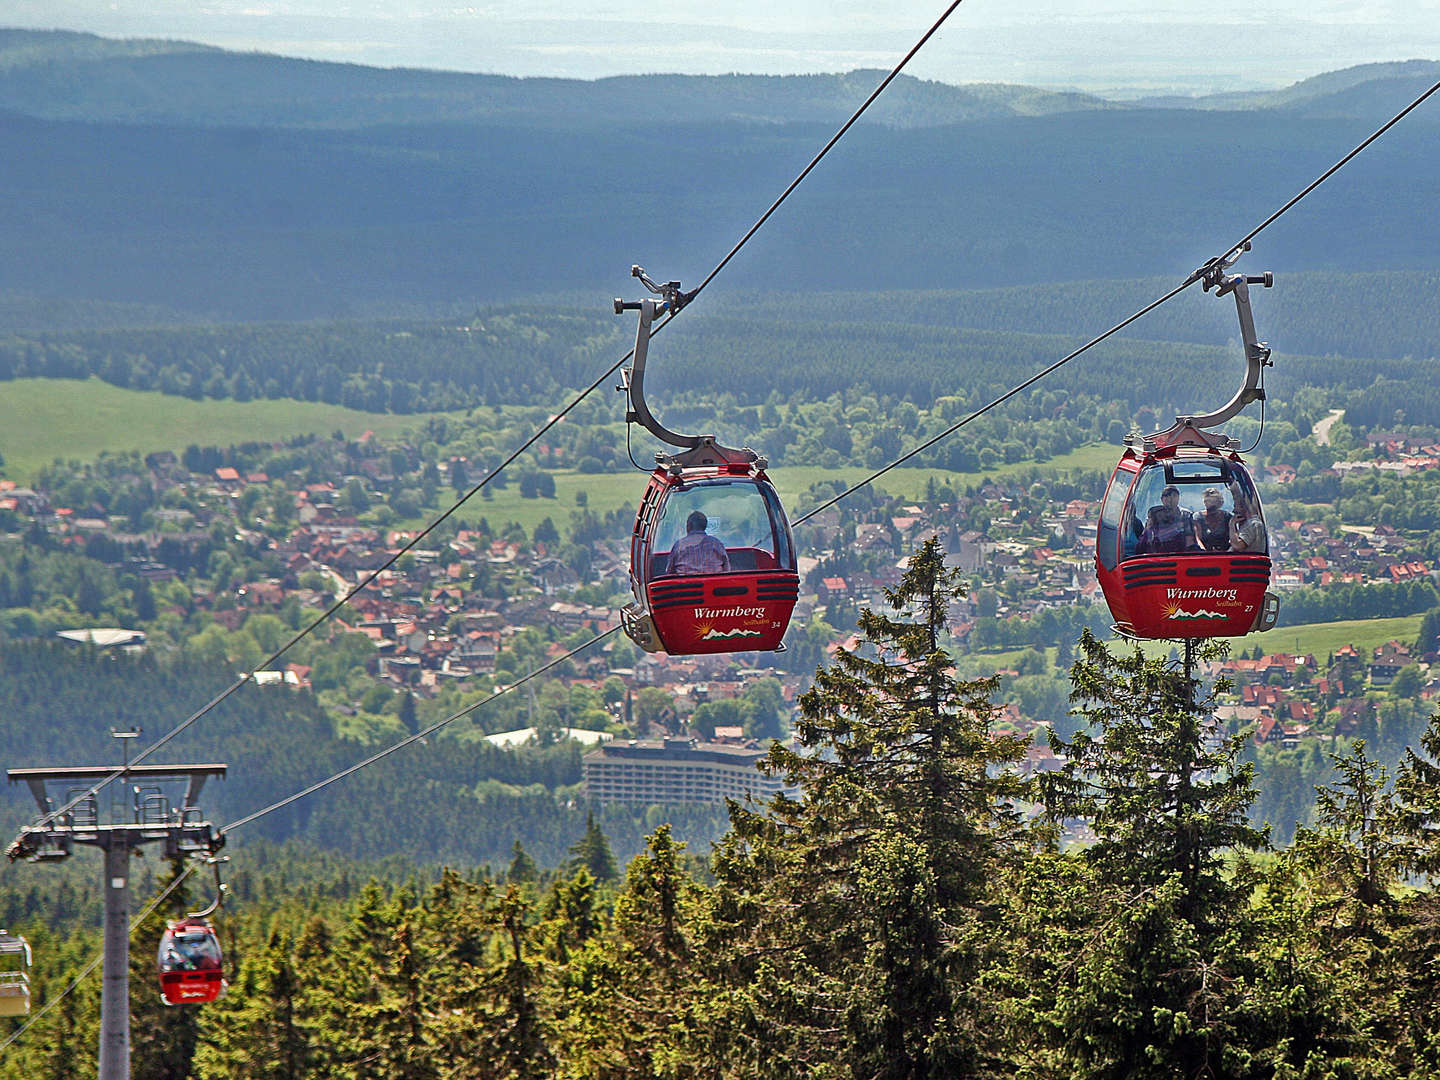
[[666, 510, 730, 575]]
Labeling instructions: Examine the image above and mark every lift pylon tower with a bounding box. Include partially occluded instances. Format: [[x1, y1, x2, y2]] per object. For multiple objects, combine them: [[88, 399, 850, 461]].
[[6, 761, 226, 1080]]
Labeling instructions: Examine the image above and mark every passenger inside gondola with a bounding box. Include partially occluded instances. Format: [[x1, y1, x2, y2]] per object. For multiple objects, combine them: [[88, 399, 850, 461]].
[[665, 511, 730, 575], [163, 928, 221, 971], [1193, 486, 1232, 551], [1138, 485, 1194, 554], [1229, 483, 1268, 553], [650, 479, 790, 578]]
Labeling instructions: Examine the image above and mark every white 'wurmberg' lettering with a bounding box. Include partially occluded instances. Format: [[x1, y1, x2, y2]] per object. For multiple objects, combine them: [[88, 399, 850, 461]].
[[1164, 588, 1239, 601], [694, 607, 766, 619]]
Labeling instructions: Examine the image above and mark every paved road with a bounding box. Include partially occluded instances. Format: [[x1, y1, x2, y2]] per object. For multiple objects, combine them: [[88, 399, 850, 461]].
[[1313, 408, 1345, 446]]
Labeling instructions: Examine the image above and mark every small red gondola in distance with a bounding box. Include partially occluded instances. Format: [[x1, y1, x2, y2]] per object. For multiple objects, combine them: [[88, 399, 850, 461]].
[[615, 268, 799, 656], [1096, 255, 1281, 640], [157, 917, 226, 1006]]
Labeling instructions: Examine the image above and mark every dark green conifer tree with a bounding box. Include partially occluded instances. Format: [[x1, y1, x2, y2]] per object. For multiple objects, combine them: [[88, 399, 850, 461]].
[[567, 813, 617, 883], [702, 538, 1027, 1078], [305, 881, 433, 1080], [557, 826, 704, 1080], [364, 920, 439, 1080], [479, 888, 555, 1080], [420, 869, 496, 1078], [538, 869, 601, 967], [196, 931, 314, 1080], [507, 841, 538, 885], [1035, 631, 1267, 1078], [1388, 710, 1440, 1069], [1292, 740, 1402, 928], [1242, 739, 1402, 1075]]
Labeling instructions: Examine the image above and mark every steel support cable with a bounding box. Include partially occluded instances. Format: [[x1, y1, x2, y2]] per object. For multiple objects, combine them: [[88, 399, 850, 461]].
[[1, 625, 614, 1049], [0, 862, 199, 1054], [797, 75, 1440, 526], [220, 626, 618, 836], [14, 0, 971, 843], [685, 0, 968, 305], [793, 279, 1195, 525]]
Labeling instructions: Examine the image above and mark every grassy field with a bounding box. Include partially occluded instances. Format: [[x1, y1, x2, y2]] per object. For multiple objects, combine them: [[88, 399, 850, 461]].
[[0, 378, 459, 481], [1262, 615, 1421, 659], [771, 443, 1117, 504], [725, 614, 1414, 673], [956, 616, 1424, 678], [0, 375, 1115, 506], [1124, 615, 1424, 663]]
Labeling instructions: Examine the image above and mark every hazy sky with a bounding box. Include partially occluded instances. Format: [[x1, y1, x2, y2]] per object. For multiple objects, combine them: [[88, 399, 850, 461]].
[[9, 1, 1440, 95]]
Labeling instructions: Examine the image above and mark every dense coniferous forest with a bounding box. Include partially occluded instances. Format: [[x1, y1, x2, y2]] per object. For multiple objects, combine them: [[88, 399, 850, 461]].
[[4, 546, 1440, 1078], [3, 272, 1438, 431], [0, 641, 731, 870]]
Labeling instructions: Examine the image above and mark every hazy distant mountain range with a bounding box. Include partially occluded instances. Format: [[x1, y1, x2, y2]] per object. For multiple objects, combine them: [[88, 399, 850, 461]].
[[4, 29, 1438, 129], [2, 28, 1438, 320]]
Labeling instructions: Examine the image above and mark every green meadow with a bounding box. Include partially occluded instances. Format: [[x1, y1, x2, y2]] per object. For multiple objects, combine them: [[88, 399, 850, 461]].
[[0, 378, 1113, 504], [1262, 614, 1422, 660], [963, 614, 1424, 675], [1119, 615, 1424, 664], [0, 378, 456, 482]]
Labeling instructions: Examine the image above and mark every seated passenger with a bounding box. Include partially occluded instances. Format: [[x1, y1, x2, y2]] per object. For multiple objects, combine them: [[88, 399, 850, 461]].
[[176, 930, 221, 970], [665, 511, 730, 575], [1193, 486, 1232, 551], [1229, 484, 1267, 553], [1138, 485, 1193, 554]]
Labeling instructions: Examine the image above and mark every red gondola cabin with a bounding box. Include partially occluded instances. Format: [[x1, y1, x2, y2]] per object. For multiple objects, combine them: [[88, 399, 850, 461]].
[[158, 918, 226, 1006], [624, 462, 799, 654], [1096, 424, 1279, 639]]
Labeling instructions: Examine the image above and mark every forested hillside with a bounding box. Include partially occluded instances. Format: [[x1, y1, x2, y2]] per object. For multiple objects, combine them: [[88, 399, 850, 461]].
[[2, 273, 1438, 429], [0, 641, 728, 869], [2, 30, 1434, 130], [2, 31, 1439, 319], [0, 31, 1112, 130]]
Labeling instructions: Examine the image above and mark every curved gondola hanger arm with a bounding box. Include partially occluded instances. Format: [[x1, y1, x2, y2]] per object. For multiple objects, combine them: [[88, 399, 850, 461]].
[[186, 854, 229, 920], [615, 266, 764, 473], [1137, 243, 1275, 451]]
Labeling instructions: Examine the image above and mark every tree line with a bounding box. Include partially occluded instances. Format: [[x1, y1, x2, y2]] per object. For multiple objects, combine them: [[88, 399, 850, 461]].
[[3, 287, 1436, 426]]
